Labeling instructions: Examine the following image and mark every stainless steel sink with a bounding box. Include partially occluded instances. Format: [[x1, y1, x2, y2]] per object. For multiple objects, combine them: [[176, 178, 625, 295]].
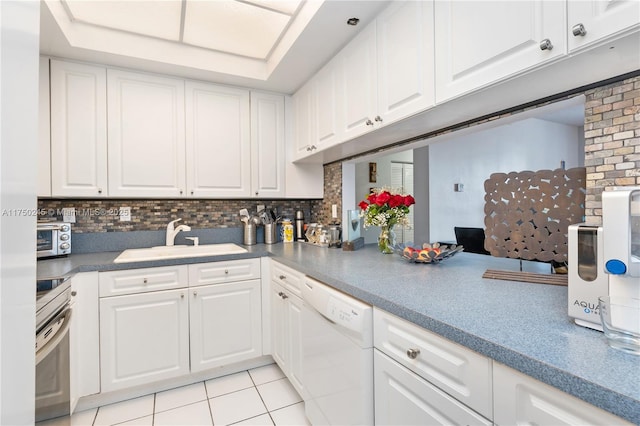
[[114, 243, 248, 263]]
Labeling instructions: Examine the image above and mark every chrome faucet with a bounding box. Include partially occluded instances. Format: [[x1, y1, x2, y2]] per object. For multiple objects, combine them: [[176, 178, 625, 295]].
[[166, 218, 191, 246]]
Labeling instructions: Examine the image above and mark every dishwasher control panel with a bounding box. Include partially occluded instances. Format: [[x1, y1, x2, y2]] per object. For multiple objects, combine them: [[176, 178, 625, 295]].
[[303, 276, 373, 338]]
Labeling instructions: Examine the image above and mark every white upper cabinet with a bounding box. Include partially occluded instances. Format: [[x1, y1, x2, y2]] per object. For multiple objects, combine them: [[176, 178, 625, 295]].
[[376, 0, 435, 125], [185, 81, 251, 198], [292, 80, 315, 159], [107, 69, 186, 198], [314, 57, 343, 150], [568, 0, 640, 52], [435, 0, 566, 102], [339, 21, 379, 141], [50, 59, 108, 197], [250, 92, 285, 198], [38, 57, 51, 197]]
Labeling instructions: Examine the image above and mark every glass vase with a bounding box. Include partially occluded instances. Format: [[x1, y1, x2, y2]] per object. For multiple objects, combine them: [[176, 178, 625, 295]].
[[378, 225, 396, 254]]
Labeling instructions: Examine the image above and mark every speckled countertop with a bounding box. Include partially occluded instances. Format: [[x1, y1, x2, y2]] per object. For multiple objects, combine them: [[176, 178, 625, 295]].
[[37, 243, 640, 423]]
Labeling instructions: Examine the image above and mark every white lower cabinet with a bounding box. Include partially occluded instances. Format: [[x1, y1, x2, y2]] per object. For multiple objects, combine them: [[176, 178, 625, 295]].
[[69, 272, 100, 410], [190, 279, 262, 372], [493, 362, 633, 426], [374, 350, 491, 426], [97, 259, 262, 394], [99, 288, 190, 392], [270, 261, 305, 397], [373, 308, 493, 419]]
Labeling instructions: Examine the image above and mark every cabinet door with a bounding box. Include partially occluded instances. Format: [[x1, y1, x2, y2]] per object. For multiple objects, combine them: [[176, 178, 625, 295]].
[[271, 281, 289, 370], [292, 81, 315, 159], [376, 1, 435, 125], [50, 60, 107, 197], [493, 362, 633, 426], [340, 20, 378, 141], [287, 292, 305, 398], [314, 59, 343, 149], [251, 92, 285, 198], [38, 57, 51, 197], [434, 1, 565, 102], [99, 289, 190, 392], [375, 350, 491, 426], [568, 0, 640, 52], [69, 272, 100, 412], [185, 81, 251, 198], [190, 280, 262, 372], [107, 69, 185, 197]]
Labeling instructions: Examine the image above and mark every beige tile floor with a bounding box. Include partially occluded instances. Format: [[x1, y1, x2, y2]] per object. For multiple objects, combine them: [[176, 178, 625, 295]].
[[37, 364, 310, 426]]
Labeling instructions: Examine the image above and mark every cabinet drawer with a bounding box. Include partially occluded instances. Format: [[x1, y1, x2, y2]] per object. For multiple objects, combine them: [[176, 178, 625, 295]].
[[375, 350, 491, 426], [493, 362, 633, 426], [188, 259, 260, 286], [271, 260, 303, 297], [99, 266, 188, 297], [373, 308, 493, 420]]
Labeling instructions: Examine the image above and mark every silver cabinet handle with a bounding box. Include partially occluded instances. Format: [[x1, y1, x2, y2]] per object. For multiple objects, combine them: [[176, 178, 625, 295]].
[[365, 119, 374, 126], [193, 291, 198, 296], [572, 23, 586, 37], [539, 39, 553, 51], [282, 293, 289, 300], [374, 115, 383, 123], [406, 348, 420, 359], [306, 146, 313, 152]]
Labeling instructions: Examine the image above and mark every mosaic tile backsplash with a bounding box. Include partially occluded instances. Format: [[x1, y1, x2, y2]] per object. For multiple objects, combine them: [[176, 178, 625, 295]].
[[38, 198, 322, 233]]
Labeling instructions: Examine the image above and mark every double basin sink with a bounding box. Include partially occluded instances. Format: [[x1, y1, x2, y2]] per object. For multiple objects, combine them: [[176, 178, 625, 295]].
[[114, 243, 248, 263]]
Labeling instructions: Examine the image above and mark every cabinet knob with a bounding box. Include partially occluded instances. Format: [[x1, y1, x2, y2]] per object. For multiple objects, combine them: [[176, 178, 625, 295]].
[[406, 348, 420, 359], [539, 38, 553, 51], [366, 119, 374, 126], [255, 191, 259, 196], [143, 278, 148, 284], [181, 293, 185, 299], [190, 190, 194, 195], [374, 115, 383, 123], [224, 269, 229, 274], [279, 275, 286, 280], [572, 23, 586, 37], [71, 291, 77, 297], [193, 291, 198, 296], [98, 188, 102, 194], [180, 189, 183, 195]]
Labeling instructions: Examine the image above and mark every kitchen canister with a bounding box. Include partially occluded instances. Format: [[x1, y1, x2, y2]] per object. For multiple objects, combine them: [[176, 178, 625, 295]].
[[243, 223, 257, 245], [264, 223, 277, 244], [282, 219, 294, 243]]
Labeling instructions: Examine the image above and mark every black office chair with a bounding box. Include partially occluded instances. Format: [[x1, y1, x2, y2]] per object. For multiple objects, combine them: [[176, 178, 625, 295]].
[[454, 227, 490, 255]]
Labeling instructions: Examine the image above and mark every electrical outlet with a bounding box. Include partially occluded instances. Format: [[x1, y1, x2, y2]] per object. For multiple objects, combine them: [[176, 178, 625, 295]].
[[62, 207, 76, 223], [120, 206, 131, 222], [257, 205, 265, 213]]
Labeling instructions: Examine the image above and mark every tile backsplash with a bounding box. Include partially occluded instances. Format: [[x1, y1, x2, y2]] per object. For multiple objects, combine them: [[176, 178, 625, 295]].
[[37, 198, 322, 233]]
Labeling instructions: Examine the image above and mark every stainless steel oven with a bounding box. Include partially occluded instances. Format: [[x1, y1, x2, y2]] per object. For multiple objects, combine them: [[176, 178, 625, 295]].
[[36, 276, 72, 422], [37, 222, 71, 259]]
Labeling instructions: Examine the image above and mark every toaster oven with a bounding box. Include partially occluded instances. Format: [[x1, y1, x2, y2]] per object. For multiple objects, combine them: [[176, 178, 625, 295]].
[[37, 222, 71, 258]]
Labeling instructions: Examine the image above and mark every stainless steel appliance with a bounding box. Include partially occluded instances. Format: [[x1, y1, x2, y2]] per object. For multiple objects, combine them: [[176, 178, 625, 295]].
[[37, 222, 71, 258], [36, 276, 72, 422]]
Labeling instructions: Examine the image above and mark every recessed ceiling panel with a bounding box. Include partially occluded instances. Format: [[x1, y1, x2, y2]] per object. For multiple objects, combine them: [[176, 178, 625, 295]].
[[242, 0, 302, 15], [63, 0, 182, 41], [183, 0, 291, 59]]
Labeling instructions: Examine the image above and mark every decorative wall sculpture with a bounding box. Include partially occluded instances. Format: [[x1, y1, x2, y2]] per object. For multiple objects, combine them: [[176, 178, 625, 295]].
[[484, 167, 586, 263]]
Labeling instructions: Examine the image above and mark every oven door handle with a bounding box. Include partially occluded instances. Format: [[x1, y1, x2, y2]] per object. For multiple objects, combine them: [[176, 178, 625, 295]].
[[35, 306, 72, 366]]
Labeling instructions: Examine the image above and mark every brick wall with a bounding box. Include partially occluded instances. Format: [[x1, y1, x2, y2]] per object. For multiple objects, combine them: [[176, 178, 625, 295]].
[[584, 75, 640, 223]]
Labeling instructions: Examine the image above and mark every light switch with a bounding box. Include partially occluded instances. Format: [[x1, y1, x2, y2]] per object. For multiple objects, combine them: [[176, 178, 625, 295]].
[[454, 183, 464, 192]]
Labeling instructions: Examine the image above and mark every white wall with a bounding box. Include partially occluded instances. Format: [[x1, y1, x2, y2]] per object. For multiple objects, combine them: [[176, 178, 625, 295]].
[[355, 150, 413, 243], [425, 117, 583, 242], [0, 1, 40, 424]]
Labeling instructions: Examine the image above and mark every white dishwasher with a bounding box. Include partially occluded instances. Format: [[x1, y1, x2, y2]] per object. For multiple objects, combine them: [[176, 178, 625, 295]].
[[301, 276, 374, 425]]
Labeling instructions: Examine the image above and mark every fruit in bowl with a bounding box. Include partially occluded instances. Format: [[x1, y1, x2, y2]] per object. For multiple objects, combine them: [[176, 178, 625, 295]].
[[396, 242, 463, 264]]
